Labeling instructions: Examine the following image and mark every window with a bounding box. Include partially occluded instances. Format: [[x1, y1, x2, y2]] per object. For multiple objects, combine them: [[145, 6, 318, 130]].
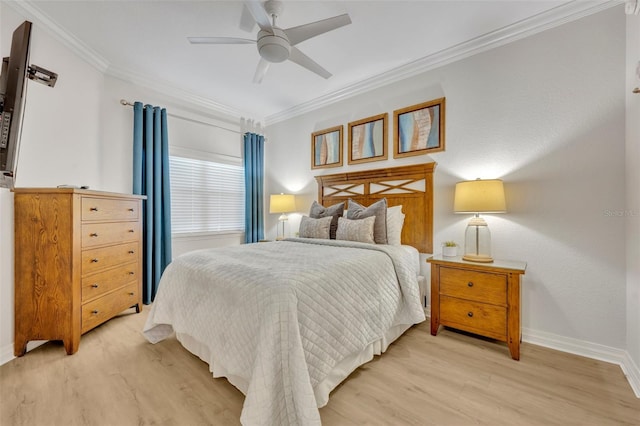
[[169, 155, 244, 234]]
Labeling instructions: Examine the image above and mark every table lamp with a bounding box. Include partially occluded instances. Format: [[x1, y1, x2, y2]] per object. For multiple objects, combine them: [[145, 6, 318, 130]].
[[269, 193, 296, 240], [453, 179, 506, 263]]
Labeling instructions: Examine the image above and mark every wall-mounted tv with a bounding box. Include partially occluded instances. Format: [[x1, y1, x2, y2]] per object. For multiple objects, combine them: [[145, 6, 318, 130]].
[[0, 21, 32, 189], [1, 20, 57, 189]]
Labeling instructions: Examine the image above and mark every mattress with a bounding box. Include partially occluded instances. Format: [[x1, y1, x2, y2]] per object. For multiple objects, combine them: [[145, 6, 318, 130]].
[[143, 238, 425, 425]]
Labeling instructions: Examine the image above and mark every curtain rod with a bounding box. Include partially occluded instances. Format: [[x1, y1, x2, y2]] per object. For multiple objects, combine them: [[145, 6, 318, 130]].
[[119, 99, 242, 135]]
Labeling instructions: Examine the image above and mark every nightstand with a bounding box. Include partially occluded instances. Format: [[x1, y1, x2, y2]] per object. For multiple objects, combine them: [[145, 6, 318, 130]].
[[427, 254, 526, 360]]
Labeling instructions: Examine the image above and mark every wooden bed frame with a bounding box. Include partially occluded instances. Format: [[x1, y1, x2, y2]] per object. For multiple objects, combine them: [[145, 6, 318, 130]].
[[315, 163, 436, 253]]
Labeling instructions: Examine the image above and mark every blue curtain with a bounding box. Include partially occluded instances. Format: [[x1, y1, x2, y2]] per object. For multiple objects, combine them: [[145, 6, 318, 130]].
[[243, 132, 264, 243], [133, 102, 173, 304]]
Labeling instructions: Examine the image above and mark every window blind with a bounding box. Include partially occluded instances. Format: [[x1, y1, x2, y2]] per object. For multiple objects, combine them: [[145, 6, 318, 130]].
[[169, 155, 245, 234]]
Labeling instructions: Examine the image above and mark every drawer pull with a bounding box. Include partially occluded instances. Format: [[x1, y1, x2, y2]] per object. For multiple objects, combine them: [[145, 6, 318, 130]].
[[128, 229, 135, 233], [91, 258, 99, 263], [91, 284, 99, 288], [89, 233, 99, 237], [128, 250, 135, 254], [129, 292, 135, 296], [90, 207, 99, 211], [128, 271, 135, 275], [467, 281, 474, 287], [92, 310, 99, 315], [467, 312, 474, 318], [128, 208, 135, 212]]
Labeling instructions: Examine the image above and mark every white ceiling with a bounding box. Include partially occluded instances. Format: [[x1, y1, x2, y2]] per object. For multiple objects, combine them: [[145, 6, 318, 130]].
[[10, 0, 616, 123]]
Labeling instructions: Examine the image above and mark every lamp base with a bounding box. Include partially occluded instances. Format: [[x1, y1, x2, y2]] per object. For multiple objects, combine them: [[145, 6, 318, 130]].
[[462, 253, 494, 263]]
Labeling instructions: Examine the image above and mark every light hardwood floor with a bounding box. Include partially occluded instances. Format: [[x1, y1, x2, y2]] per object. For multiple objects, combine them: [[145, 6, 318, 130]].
[[1, 306, 638, 426]]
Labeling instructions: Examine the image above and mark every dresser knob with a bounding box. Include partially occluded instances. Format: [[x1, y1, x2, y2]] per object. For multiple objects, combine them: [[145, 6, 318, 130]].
[[128, 271, 135, 275], [128, 229, 135, 233], [467, 312, 474, 318], [91, 258, 99, 263], [467, 282, 474, 287], [92, 310, 99, 315], [90, 207, 98, 211], [129, 292, 135, 296], [91, 284, 99, 288], [89, 233, 98, 237], [128, 250, 135, 254], [128, 208, 134, 212]]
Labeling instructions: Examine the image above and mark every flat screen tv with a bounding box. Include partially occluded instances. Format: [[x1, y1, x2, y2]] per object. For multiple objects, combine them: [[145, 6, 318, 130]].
[[0, 21, 32, 189]]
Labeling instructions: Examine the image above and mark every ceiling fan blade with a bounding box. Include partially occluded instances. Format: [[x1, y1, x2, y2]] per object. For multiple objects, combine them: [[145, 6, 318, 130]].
[[188, 37, 255, 45], [239, 3, 256, 32], [285, 14, 351, 46], [244, 1, 273, 31], [288, 46, 331, 79], [253, 58, 271, 84]]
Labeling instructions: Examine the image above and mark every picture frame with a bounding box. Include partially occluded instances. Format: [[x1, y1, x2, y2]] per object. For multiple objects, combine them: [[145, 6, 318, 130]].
[[311, 125, 343, 169], [348, 113, 388, 165], [393, 97, 445, 158]]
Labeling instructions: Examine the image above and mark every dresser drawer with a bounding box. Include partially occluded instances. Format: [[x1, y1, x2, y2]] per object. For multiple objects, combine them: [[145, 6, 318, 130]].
[[82, 221, 140, 248], [440, 295, 507, 340], [82, 197, 139, 221], [82, 262, 138, 303], [440, 267, 506, 306], [81, 282, 140, 334], [81, 242, 139, 275]]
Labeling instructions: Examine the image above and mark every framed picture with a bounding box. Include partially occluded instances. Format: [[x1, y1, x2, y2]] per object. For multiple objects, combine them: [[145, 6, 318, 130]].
[[348, 113, 388, 165], [393, 97, 445, 158], [311, 125, 343, 169]]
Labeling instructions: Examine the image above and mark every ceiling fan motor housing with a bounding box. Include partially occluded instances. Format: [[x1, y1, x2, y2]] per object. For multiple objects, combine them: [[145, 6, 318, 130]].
[[257, 28, 291, 63]]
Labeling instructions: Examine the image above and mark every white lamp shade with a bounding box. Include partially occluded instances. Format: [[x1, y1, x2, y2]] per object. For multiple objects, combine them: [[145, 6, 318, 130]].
[[454, 179, 506, 213], [269, 194, 296, 214]]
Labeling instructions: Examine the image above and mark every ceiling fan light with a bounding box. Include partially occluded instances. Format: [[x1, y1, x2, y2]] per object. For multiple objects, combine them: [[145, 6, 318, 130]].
[[257, 29, 291, 63]]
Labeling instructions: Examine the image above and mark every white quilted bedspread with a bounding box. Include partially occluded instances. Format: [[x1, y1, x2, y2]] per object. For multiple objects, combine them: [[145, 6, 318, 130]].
[[143, 238, 425, 425]]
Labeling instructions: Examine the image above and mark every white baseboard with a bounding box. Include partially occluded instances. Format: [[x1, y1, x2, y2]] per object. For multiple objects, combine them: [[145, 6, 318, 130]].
[[0, 340, 48, 366], [523, 327, 640, 398], [0, 343, 15, 366]]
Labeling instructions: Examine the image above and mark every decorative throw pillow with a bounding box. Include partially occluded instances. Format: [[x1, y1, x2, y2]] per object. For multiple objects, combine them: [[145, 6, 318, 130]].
[[309, 201, 345, 240], [347, 198, 388, 244], [386, 205, 405, 246], [298, 216, 332, 239], [335, 216, 375, 244]]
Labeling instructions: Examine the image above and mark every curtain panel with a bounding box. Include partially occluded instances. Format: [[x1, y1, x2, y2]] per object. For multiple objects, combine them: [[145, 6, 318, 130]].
[[133, 102, 173, 304], [243, 132, 265, 243]]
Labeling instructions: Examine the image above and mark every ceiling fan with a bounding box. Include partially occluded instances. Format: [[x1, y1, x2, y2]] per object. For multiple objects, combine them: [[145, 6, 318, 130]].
[[188, 0, 352, 83]]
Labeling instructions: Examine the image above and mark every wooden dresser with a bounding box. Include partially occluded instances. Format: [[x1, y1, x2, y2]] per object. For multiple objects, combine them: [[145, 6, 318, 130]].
[[13, 188, 145, 356], [428, 254, 526, 360]]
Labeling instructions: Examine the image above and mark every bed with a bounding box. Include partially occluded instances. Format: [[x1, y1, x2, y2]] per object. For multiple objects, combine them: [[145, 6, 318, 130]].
[[143, 163, 436, 425]]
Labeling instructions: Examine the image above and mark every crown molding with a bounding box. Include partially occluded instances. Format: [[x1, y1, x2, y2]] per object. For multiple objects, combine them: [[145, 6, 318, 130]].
[[106, 66, 249, 120], [6, 0, 252, 121], [5, 0, 110, 72], [6, 0, 622, 125], [265, 0, 623, 125]]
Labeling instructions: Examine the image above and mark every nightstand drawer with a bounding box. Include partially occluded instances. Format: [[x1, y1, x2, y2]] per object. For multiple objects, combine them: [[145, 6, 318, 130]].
[[440, 267, 506, 305], [440, 295, 507, 340]]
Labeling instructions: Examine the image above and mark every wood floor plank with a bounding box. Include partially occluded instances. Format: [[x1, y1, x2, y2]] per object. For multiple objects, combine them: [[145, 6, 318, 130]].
[[1, 306, 638, 425]]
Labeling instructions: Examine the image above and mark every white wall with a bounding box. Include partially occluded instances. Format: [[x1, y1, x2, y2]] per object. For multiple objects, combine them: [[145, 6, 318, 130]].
[[266, 8, 627, 351], [0, 4, 243, 363], [626, 11, 640, 395], [1, 4, 106, 363]]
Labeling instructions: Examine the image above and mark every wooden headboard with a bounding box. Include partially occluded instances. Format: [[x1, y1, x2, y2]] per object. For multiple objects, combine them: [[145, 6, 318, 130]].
[[315, 163, 436, 253]]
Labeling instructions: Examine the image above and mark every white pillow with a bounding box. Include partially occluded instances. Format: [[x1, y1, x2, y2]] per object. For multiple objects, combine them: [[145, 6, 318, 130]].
[[335, 216, 375, 244], [386, 205, 405, 245], [344, 205, 405, 245], [298, 215, 332, 239]]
